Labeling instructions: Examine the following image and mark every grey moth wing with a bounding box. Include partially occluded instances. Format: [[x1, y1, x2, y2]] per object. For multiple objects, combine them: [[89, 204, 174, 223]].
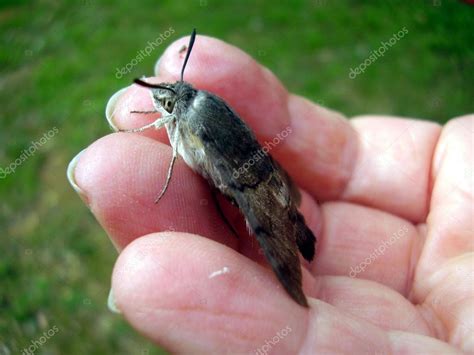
[[185, 90, 316, 306]]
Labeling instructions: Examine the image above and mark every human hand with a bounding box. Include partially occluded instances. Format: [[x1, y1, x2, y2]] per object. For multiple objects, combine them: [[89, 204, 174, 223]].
[[67, 34, 473, 353]]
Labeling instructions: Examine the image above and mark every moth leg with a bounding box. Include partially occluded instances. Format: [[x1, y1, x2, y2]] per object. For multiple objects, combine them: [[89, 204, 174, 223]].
[[210, 189, 239, 239], [154, 127, 179, 204], [119, 114, 175, 133]]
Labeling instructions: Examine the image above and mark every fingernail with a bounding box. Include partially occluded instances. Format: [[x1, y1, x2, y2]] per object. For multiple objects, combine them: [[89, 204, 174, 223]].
[[107, 287, 122, 314], [105, 87, 129, 131], [153, 56, 162, 76], [67, 149, 89, 205]]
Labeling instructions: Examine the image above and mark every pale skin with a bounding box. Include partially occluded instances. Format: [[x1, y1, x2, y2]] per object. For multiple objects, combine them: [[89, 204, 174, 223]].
[[70, 35, 473, 353]]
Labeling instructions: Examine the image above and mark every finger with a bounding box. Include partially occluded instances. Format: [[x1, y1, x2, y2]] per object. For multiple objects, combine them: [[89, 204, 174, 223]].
[[71, 133, 236, 250], [70, 132, 322, 262], [411, 115, 474, 352], [313, 201, 422, 294], [314, 276, 431, 335], [416, 115, 474, 282], [112, 232, 462, 354], [342, 116, 441, 222]]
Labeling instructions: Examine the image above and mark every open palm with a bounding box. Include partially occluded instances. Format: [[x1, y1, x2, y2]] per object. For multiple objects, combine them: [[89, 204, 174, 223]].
[[68, 35, 473, 353]]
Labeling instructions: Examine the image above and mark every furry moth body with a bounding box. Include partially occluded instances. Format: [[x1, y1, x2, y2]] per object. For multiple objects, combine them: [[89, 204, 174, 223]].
[[126, 29, 316, 307]]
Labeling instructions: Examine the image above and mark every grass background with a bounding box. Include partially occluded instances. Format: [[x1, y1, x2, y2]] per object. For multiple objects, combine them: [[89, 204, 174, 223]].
[[1, 0, 473, 354]]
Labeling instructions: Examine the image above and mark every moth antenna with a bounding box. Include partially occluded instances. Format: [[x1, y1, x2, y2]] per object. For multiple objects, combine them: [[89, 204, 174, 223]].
[[133, 79, 177, 95], [180, 28, 197, 81]]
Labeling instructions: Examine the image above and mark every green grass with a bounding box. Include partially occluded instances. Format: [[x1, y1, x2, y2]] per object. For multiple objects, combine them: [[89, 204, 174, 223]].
[[1, 1, 473, 354]]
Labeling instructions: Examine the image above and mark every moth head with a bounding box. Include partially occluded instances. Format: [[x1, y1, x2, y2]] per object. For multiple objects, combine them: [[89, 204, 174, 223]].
[[133, 79, 177, 113], [132, 29, 197, 114]]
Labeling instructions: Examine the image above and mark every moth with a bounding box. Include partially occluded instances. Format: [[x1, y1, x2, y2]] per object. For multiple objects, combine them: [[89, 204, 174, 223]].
[[124, 29, 316, 307]]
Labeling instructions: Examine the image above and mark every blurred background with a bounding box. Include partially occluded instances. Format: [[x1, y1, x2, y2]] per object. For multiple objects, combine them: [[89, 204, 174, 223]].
[[1, 0, 473, 354]]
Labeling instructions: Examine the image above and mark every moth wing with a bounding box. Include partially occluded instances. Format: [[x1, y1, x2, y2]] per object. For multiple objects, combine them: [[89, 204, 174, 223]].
[[274, 159, 301, 206], [232, 171, 309, 306], [187, 92, 315, 306]]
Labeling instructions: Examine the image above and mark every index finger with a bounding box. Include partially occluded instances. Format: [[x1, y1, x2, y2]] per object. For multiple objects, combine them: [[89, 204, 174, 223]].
[[109, 34, 441, 222]]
